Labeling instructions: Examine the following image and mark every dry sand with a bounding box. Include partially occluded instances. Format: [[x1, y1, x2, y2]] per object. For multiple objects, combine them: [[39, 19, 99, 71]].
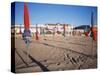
[[14, 35, 97, 73]]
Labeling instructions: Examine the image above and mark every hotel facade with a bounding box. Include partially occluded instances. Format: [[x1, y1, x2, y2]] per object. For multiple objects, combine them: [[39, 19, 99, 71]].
[[11, 23, 96, 36]]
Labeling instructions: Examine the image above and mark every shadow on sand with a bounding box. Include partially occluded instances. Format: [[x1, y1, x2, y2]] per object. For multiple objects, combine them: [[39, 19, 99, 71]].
[[69, 42, 87, 46], [22, 51, 49, 71], [15, 49, 29, 66], [31, 40, 96, 59]]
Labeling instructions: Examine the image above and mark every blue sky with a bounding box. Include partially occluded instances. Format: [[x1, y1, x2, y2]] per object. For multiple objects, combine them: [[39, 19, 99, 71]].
[[12, 2, 97, 26]]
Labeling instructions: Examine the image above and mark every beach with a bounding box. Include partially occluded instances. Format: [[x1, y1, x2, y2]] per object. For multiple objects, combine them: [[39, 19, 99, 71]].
[[15, 35, 97, 73]]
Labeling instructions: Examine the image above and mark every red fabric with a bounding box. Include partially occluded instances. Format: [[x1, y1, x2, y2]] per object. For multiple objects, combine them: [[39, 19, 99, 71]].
[[92, 27, 97, 41], [85, 31, 89, 37], [36, 25, 39, 40], [24, 3, 30, 30], [36, 32, 39, 40]]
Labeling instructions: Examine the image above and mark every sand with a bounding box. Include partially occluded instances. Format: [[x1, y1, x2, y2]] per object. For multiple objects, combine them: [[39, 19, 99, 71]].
[[14, 34, 97, 73]]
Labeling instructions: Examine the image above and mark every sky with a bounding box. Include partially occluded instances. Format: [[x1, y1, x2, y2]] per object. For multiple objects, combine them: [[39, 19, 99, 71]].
[[12, 2, 97, 26]]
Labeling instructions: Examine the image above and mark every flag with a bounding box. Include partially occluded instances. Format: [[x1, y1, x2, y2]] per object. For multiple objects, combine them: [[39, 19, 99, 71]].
[[23, 3, 31, 44], [91, 11, 97, 41], [24, 3, 30, 30]]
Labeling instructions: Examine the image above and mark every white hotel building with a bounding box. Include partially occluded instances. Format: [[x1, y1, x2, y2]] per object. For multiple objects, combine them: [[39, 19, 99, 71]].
[[11, 23, 83, 36]]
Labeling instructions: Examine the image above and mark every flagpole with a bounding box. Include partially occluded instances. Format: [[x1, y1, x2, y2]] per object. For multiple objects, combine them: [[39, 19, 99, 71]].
[[36, 24, 39, 40], [23, 3, 31, 66], [53, 26, 55, 40], [91, 11, 94, 57], [63, 24, 66, 40], [26, 38, 29, 65], [43, 25, 45, 40]]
